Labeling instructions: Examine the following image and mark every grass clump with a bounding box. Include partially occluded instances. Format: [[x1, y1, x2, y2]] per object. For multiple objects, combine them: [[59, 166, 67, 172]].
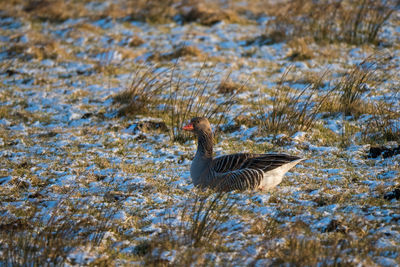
[[113, 62, 241, 143], [0, 197, 118, 266], [129, 36, 145, 47], [180, 3, 244, 26], [323, 54, 393, 118], [363, 100, 400, 143], [252, 215, 398, 266], [217, 80, 245, 95], [113, 64, 170, 117], [337, 58, 380, 117], [129, 0, 178, 23], [151, 45, 204, 61], [137, 190, 237, 265], [286, 37, 314, 61], [23, 0, 85, 22], [257, 68, 332, 136], [127, 0, 244, 25], [263, 0, 398, 45], [180, 191, 236, 247], [163, 63, 241, 143]]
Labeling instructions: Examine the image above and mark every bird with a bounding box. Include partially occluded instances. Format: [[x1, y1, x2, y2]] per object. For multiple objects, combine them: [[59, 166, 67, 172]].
[[183, 117, 303, 191]]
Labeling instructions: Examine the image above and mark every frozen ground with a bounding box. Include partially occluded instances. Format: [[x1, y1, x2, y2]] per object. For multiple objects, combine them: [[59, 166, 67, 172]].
[[0, 1, 399, 266]]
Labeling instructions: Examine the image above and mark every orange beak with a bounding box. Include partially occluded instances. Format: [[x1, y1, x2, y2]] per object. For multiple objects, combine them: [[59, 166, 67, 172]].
[[183, 123, 194, 131]]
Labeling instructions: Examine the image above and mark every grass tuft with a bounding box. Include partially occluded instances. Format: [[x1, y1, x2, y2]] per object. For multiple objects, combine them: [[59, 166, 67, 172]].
[[163, 62, 241, 143], [217, 80, 244, 95], [257, 68, 332, 136], [112, 62, 241, 143], [128, 0, 177, 23], [263, 0, 398, 45], [363, 99, 400, 143], [151, 45, 204, 61], [23, 0, 84, 22], [286, 37, 314, 61], [137, 190, 237, 265], [0, 197, 118, 266], [181, 3, 244, 26], [113, 64, 170, 117], [329, 54, 393, 117]]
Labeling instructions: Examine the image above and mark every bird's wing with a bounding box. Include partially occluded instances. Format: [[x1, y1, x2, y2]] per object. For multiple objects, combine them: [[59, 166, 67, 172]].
[[212, 168, 264, 191], [213, 153, 301, 173], [239, 153, 302, 172], [211, 153, 253, 173]]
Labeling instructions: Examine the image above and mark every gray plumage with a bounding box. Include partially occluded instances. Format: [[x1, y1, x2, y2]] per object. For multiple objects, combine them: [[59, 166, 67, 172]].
[[183, 117, 303, 192]]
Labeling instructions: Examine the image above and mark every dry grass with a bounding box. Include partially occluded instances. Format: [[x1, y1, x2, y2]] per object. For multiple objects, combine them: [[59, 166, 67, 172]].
[[180, 2, 244, 25], [337, 59, 379, 117], [23, 0, 86, 22], [181, 191, 235, 247], [263, 0, 398, 45], [113, 64, 170, 117], [257, 68, 332, 136], [322, 54, 393, 118], [127, 0, 244, 25], [259, 218, 397, 266], [163, 63, 242, 143], [0, 0, 243, 25], [136, 190, 237, 265], [129, 36, 145, 47], [0, 197, 118, 266], [286, 37, 314, 61], [150, 45, 204, 61], [113, 62, 241, 143], [363, 99, 400, 143], [4, 31, 69, 61], [217, 80, 244, 95], [129, 0, 178, 23]]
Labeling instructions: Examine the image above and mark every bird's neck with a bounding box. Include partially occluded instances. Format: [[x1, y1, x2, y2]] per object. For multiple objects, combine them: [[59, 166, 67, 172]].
[[191, 130, 213, 186], [197, 130, 213, 159]]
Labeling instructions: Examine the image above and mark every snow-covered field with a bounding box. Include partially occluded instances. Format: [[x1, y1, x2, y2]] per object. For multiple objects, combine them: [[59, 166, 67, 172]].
[[0, 1, 399, 265]]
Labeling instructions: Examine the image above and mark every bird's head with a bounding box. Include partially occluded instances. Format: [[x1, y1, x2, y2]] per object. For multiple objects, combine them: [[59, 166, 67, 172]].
[[183, 117, 212, 135]]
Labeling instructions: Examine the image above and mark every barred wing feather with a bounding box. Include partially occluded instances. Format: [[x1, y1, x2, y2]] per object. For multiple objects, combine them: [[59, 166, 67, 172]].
[[213, 168, 264, 191]]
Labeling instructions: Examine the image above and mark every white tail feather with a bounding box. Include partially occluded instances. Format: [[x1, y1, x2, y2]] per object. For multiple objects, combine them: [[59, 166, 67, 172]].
[[259, 158, 304, 190]]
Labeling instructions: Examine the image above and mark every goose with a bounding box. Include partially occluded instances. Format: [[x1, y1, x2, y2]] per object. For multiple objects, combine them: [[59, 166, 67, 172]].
[[183, 117, 303, 191]]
